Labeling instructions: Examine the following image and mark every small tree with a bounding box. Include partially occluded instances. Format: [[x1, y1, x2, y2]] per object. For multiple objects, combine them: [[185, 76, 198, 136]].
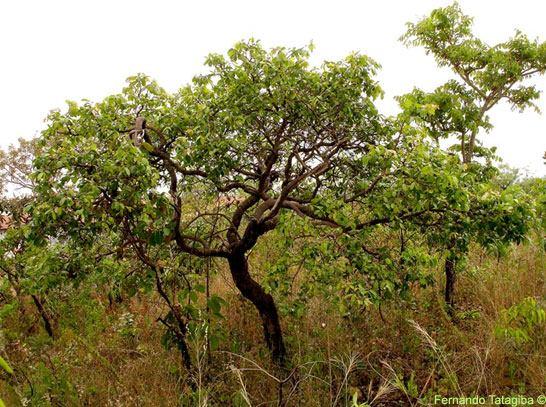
[[401, 3, 546, 309], [0, 140, 57, 338], [28, 41, 472, 363]]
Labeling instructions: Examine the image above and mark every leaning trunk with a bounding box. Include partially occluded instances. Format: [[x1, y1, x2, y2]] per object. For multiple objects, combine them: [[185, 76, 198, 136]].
[[153, 269, 191, 369], [228, 250, 286, 363], [31, 294, 54, 338], [444, 255, 456, 315]]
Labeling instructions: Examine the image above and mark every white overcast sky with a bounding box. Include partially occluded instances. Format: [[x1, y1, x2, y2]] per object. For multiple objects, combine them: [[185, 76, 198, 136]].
[[1, 0, 545, 176]]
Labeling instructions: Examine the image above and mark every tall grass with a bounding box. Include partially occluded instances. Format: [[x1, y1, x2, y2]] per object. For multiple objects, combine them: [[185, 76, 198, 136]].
[[0, 240, 544, 405]]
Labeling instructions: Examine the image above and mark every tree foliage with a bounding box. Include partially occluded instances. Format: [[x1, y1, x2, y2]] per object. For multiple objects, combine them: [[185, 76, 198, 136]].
[[0, 3, 543, 369]]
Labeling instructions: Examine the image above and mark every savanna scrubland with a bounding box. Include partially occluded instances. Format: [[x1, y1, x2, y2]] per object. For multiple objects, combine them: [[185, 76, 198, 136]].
[[0, 3, 545, 406]]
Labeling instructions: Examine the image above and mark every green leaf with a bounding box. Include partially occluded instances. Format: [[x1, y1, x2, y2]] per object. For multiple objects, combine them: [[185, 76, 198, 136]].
[[0, 356, 13, 375]]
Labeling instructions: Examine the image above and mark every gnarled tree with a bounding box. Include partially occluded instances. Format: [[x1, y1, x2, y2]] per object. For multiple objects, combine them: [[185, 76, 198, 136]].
[[28, 41, 472, 363]]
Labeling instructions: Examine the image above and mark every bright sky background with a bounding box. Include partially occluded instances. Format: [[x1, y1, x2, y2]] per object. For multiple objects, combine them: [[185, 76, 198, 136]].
[[1, 0, 545, 176]]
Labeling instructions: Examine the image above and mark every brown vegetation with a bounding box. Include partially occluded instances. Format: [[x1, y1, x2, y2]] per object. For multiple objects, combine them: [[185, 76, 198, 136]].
[[1, 238, 543, 406]]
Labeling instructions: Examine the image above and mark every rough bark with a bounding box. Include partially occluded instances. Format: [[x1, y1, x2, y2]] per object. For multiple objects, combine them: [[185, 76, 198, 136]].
[[227, 250, 286, 363]]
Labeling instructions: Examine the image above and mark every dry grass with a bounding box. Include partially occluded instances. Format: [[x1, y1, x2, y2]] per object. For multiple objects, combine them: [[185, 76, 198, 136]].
[[1, 240, 544, 405]]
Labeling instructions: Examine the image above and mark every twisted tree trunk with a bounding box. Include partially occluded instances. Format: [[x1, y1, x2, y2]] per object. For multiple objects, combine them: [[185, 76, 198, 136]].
[[227, 250, 286, 363]]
